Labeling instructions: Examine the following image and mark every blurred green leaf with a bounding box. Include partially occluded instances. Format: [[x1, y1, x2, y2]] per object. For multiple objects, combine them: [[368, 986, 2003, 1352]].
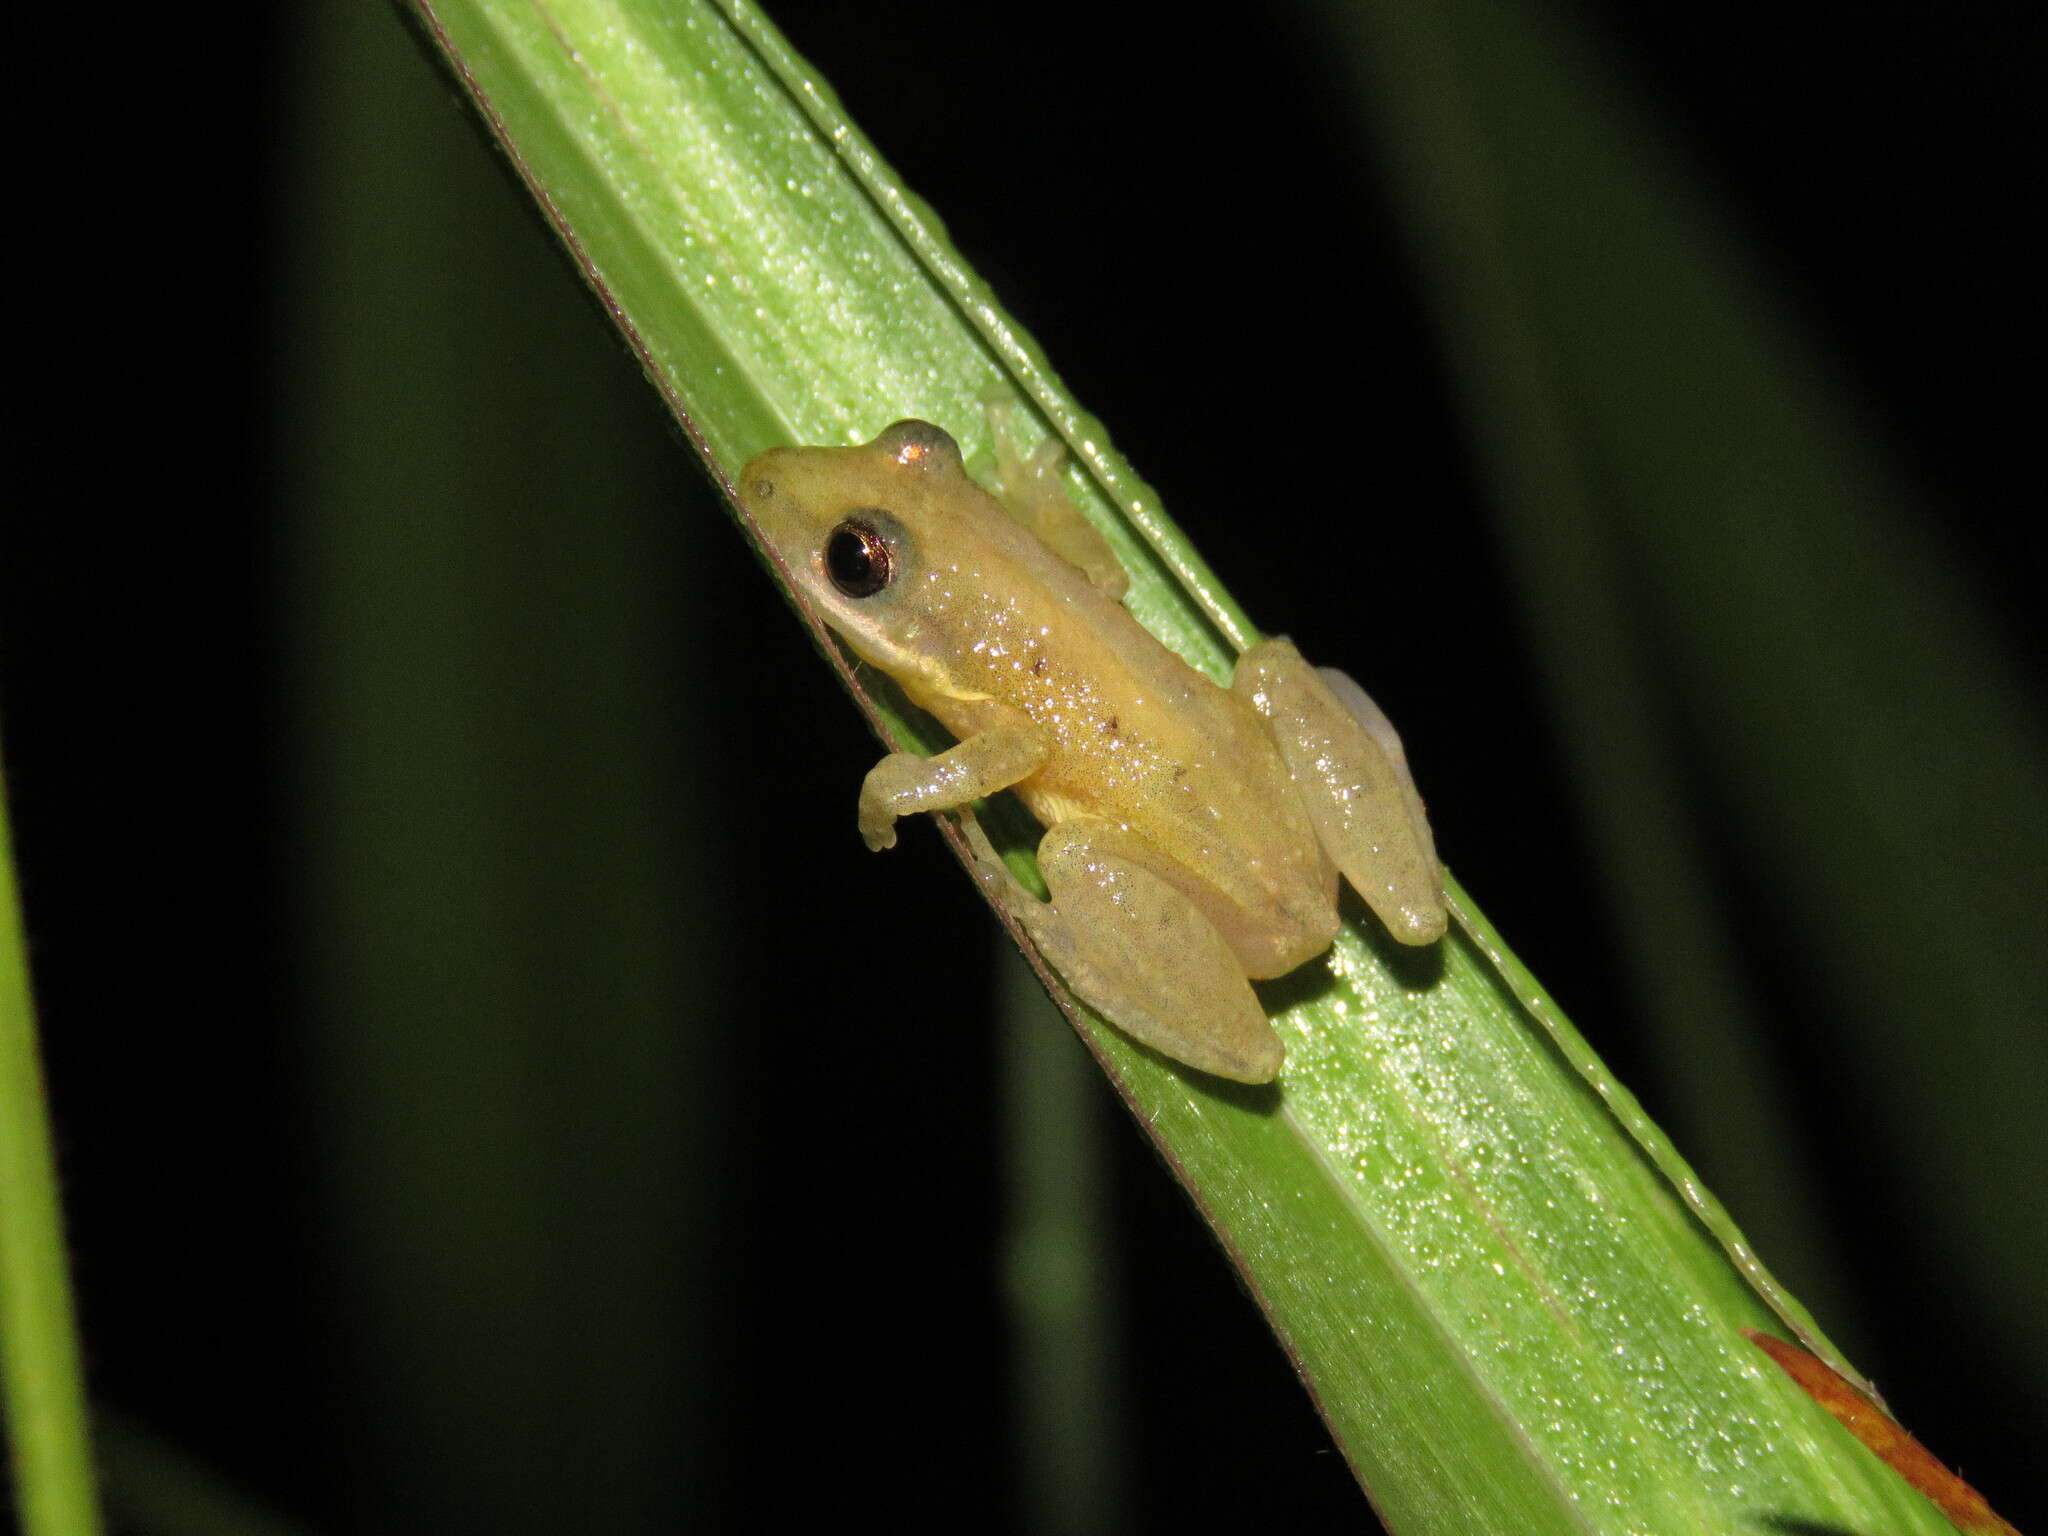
[[287, 1, 720, 1527], [0, 754, 101, 1536], [97, 1417, 309, 1536], [1325, 0, 2048, 1381]]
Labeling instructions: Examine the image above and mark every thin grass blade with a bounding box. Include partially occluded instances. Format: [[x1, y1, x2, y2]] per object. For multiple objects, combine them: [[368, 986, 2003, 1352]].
[[0, 755, 103, 1536]]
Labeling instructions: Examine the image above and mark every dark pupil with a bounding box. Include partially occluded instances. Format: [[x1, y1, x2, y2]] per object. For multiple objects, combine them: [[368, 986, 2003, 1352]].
[[825, 520, 891, 598]]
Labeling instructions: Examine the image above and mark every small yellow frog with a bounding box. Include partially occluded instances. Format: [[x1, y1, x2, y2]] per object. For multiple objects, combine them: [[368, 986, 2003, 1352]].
[[740, 408, 1443, 1082]]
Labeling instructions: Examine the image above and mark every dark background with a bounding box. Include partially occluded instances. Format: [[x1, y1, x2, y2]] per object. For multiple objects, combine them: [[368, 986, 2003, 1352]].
[[4, 1, 2042, 1532]]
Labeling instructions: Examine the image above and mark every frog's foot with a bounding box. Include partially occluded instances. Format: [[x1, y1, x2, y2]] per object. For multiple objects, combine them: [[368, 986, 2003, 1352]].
[[979, 390, 1131, 600], [1235, 637, 1446, 945], [960, 814, 1282, 1083]]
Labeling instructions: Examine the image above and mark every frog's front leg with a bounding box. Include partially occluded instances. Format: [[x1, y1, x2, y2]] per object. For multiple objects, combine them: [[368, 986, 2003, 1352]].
[[981, 392, 1130, 600], [958, 815, 1283, 1083], [1235, 637, 1446, 945], [858, 724, 1050, 851]]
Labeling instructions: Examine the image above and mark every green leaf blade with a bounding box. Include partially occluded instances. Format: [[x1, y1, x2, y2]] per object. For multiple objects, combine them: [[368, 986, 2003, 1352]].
[[408, 2, 1960, 1530]]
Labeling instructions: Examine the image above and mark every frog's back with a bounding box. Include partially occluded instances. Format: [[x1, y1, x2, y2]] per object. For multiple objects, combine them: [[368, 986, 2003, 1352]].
[[901, 512, 1337, 954]]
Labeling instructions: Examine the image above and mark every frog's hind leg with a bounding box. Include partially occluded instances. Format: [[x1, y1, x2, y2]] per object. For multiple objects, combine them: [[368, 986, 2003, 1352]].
[[957, 814, 1283, 1083], [1235, 637, 1446, 945]]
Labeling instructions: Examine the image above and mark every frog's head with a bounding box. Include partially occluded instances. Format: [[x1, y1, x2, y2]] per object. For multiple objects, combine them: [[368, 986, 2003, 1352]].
[[739, 420, 988, 683]]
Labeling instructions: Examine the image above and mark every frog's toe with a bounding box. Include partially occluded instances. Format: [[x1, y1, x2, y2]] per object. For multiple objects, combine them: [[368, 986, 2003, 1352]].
[[1023, 436, 1067, 481], [1034, 826, 1284, 1084], [1381, 895, 1448, 946]]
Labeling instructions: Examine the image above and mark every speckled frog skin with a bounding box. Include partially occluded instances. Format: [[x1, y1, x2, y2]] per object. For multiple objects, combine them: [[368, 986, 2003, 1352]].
[[740, 412, 1443, 1082]]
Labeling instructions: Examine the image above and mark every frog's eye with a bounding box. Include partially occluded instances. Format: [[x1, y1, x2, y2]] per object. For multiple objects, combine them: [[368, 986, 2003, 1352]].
[[824, 516, 895, 598]]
